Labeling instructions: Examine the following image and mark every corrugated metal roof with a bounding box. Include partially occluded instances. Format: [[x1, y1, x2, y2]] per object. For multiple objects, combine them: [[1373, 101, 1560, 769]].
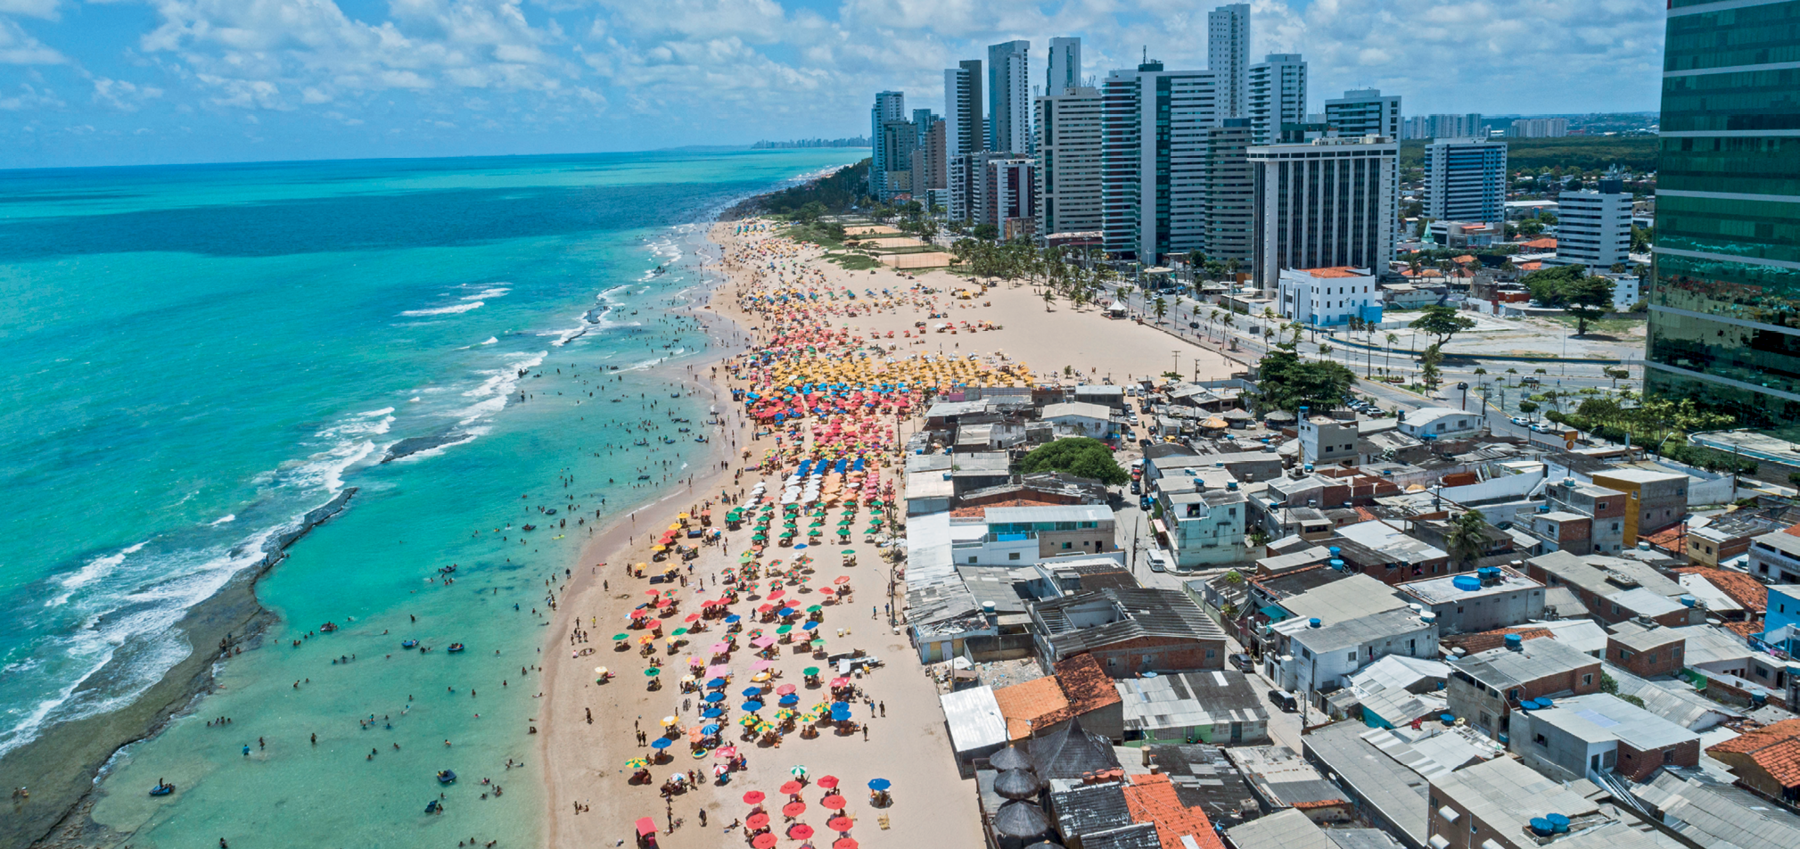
[[985, 504, 1115, 525], [1115, 671, 1268, 733], [1228, 810, 1334, 849], [940, 686, 1009, 754], [1632, 769, 1800, 849], [1529, 693, 1699, 750]]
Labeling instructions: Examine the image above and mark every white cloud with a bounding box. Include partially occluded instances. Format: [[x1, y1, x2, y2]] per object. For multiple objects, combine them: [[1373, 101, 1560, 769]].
[[0, 80, 61, 108], [92, 76, 163, 109], [0, 17, 65, 63], [0, 0, 58, 19]]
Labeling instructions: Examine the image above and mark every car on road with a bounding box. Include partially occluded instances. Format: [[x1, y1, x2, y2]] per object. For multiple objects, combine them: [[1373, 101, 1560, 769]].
[[1188, 321, 1200, 329], [1129, 480, 1141, 494], [1510, 416, 1531, 427], [1531, 423, 1557, 433], [1456, 381, 1469, 390], [1138, 496, 1154, 511], [1146, 551, 1170, 573], [1522, 376, 1540, 384], [1267, 689, 1298, 712], [1229, 653, 1254, 673]]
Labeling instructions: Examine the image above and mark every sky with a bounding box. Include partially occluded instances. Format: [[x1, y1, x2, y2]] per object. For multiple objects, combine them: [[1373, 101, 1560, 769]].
[[0, 0, 1667, 169]]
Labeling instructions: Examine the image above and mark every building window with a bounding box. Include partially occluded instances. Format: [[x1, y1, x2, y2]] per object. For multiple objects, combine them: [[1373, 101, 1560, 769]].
[[1582, 673, 1593, 686], [1348, 651, 1357, 662], [1009, 552, 1022, 560], [1663, 750, 1675, 764], [1535, 733, 1548, 746]]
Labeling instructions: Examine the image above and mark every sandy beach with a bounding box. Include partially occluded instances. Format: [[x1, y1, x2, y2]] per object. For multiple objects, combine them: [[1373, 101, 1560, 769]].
[[537, 219, 1239, 849]]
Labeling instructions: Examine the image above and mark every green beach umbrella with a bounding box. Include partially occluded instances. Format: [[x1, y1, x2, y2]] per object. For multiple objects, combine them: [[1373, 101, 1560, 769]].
[[809, 638, 826, 648], [803, 667, 820, 676], [775, 624, 793, 635], [806, 605, 823, 613], [644, 667, 661, 677], [751, 533, 768, 542], [840, 549, 856, 555], [613, 633, 630, 641], [779, 529, 796, 538], [673, 628, 688, 636]]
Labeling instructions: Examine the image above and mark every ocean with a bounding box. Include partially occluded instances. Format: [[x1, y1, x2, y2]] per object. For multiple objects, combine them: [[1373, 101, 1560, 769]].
[[0, 148, 863, 847]]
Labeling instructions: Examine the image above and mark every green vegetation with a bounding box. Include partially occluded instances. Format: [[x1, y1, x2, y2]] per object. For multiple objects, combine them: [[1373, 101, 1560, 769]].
[[1545, 394, 1755, 474], [1522, 265, 1616, 335], [1253, 349, 1357, 415], [826, 253, 881, 271], [1445, 509, 1489, 570], [1399, 136, 1658, 174], [1409, 305, 1476, 347], [785, 220, 847, 249], [1016, 437, 1128, 485], [731, 159, 871, 218]]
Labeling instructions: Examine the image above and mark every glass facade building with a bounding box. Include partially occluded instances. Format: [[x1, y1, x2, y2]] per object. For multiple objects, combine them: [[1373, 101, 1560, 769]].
[[1645, 0, 1800, 430]]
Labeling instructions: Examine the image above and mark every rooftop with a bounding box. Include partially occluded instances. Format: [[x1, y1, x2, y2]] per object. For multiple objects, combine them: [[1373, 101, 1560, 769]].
[[939, 685, 1009, 755], [1140, 744, 1261, 821], [1453, 635, 1598, 689], [1299, 266, 1368, 279], [1708, 717, 1800, 788], [1122, 773, 1227, 849], [1227, 809, 1333, 849], [1115, 671, 1267, 735], [1526, 692, 1699, 750], [1428, 756, 1601, 838], [1276, 573, 1410, 622], [1400, 566, 1542, 605], [1034, 587, 1227, 658], [1674, 566, 1767, 613], [992, 677, 1071, 741], [1300, 721, 1430, 845]]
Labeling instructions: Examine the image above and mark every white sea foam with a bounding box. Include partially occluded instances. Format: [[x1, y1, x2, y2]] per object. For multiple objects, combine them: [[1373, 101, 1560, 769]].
[[209, 514, 237, 526], [48, 541, 151, 607], [480, 337, 498, 346], [462, 287, 510, 301], [400, 302, 484, 317]]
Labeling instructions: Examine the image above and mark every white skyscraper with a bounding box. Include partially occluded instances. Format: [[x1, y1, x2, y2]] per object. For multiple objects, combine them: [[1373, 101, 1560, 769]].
[[1248, 54, 1307, 146], [1101, 61, 1223, 261], [987, 40, 1031, 154], [1249, 135, 1399, 289], [1208, 3, 1251, 119], [1324, 89, 1401, 141], [1034, 85, 1104, 237], [944, 60, 984, 158], [1046, 37, 1081, 97], [1555, 178, 1632, 269]]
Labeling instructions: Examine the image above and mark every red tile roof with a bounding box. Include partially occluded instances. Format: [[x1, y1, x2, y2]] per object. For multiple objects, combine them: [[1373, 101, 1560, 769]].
[[1708, 718, 1800, 787], [992, 677, 1070, 741], [1726, 619, 1764, 638], [1055, 654, 1123, 715], [1123, 774, 1227, 849], [1645, 525, 1686, 552], [1517, 261, 1543, 271], [1783, 521, 1800, 538], [1520, 237, 1558, 250], [1674, 567, 1769, 613], [1452, 255, 1476, 264], [1442, 626, 1554, 654], [1304, 267, 1363, 279]]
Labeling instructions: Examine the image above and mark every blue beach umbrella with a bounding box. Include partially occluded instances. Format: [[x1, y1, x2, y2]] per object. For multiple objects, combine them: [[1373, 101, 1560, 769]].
[[704, 692, 725, 703], [702, 724, 721, 735], [707, 678, 728, 689], [742, 700, 764, 712], [651, 738, 673, 750], [742, 687, 763, 698], [868, 778, 890, 791], [778, 607, 796, 617], [725, 615, 741, 624], [702, 707, 725, 719], [778, 694, 799, 707], [802, 621, 820, 631]]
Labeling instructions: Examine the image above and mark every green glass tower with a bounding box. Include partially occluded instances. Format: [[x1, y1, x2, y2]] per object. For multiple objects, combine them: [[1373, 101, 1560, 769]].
[[1645, 0, 1800, 431]]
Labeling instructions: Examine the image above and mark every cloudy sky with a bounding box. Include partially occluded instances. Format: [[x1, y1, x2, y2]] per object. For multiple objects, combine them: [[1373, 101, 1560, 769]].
[[0, 0, 1665, 169]]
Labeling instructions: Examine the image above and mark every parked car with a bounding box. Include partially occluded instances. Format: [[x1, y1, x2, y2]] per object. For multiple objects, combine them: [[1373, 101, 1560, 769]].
[[1510, 416, 1531, 427], [1230, 653, 1254, 672], [1129, 480, 1141, 494], [1267, 689, 1298, 712], [1138, 496, 1154, 511]]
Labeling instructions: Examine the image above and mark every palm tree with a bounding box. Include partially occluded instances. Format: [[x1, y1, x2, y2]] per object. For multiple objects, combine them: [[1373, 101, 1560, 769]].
[[1445, 509, 1489, 572], [1384, 332, 1399, 376], [1154, 296, 1168, 323]]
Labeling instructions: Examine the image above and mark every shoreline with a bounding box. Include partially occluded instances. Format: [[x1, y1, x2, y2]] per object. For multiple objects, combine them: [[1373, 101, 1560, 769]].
[[539, 219, 755, 847], [8, 489, 358, 849]]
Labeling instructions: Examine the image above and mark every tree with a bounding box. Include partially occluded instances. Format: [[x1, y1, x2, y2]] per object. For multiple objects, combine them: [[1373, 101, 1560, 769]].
[[971, 223, 999, 241], [1409, 304, 1476, 347], [1016, 437, 1128, 485], [1419, 344, 1444, 391], [1518, 399, 1540, 417], [1154, 296, 1168, 323], [1445, 509, 1489, 570], [1253, 349, 1357, 415], [1525, 266, 1616, 334], [1384, 332, 1399, 374]]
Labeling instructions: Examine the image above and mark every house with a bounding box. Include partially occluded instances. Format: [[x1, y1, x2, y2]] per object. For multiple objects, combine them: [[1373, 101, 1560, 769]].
[[1300, 721, 1432, 848], [1074, 384, 1128, 410], [1027, 716, 1123, 780], [1344, 655, 1451, 729], [1590, 468, 1690, 547], [1508, 692, 1701, 782], [1426, 756, 1661, 849], [1445, 637, 1602, 741], [1269, 607, 1439, 703], [1630, 767, 1800, 849], [991, 654, 1128, 743], [1300, 416, 1361, 466], [1276, 267, 1383, 328], [1334, 520, 1451, 580], [951, 504, 1117, 565], [1155, 484, 1250, 569], [1673, 566, 1761, 621], [1041, 401, 1114, 438], [1030, 587, 1229, 677], [1750, 525, 1800, 584], [1759, 583, 1800, 656], [1684, 513, 1772, 567], [1396, 407, 1481, 440], [1542, 479, 1628, 556], [1604, 627, 1686, 679], [1136, 744, 1262, 826], [1120, 773, 1229, 849], [1114, 670, 1269, 745], [1228, 809, 1401, 849], [1399, 566, 1546, 635], [1523, 551, 1703, 627], [1705, 717, 1800, 806], [939, 685, 1009, 768], [1225, 745, 1353, 822]]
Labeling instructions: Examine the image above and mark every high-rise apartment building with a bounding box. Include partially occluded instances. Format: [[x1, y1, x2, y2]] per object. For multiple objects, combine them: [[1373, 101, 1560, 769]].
[[911, 116, 947, 195], [1208, 4, 1251, 119], [1325, 89, 1401, 141], [1248, 135, 1398, 289], [1508, 117, 1569, 138], [870, 91, 907, 200], [1101, 61, 1224, 261], [1406, 113, 1484, 140], [878, 117, 918, 199], [986, 157, 1037, 236], [1034, 85, 1104, 237], [1047, 37, 1081, 96], [1554, 178, 1632, 269], [1645, 0, 1800, 427], [1202, 119, 1255, 266], [944, 61, 985, 158], [1423, 137, 1507, 223], [1248, 54, 1307, 146], [988, 40, 1031, 154]]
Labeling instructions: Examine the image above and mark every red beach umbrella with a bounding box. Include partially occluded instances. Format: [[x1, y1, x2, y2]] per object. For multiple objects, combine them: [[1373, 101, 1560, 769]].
[[821, 795, 847, 810], [789, 824, 815, 840], [779, 780, 805, 795], [743, 790, 766, 806], [645, 619, 663, 630], [684, 613, 701, 622], [828, 816, 854, 832], [752, 833, 778, 849], [833, 839, 858, 849], [746, 812, 770, 830], [816, 775, 839, 790], [782, 801, 807, 818], [833, 576, 850, 585], [629, 608, 649, 619]]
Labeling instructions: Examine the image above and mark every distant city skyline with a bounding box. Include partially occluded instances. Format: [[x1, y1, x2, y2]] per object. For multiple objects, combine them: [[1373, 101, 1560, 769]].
[[0, 0, 1666, 169]]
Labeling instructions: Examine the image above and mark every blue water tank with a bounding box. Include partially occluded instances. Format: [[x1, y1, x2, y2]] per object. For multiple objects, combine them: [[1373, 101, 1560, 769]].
[[1504, 633, 1524, 650], [1536, 697, 1554, 709], [1309, 618, 1322, 628], [1439, 713, 1456, 725], [1452, 575, 1483, 592], [1529, 818, 1554, 837], [1680, 595, 1697, 608], [1329, 558, 1345, 570], [1329, 546, 1342, 557], [1519, 698, 1540, 711], [1546, 813, 1570, 834]]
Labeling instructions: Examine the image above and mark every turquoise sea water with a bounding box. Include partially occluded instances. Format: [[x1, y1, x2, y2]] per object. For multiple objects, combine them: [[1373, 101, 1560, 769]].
[[0, 148, 863, 847]]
